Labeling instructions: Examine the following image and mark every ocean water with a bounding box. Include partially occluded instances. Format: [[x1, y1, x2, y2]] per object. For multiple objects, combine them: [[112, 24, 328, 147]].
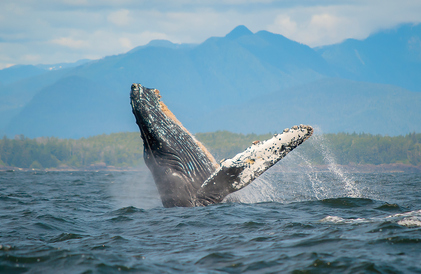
[[1, 166, 420, 273]]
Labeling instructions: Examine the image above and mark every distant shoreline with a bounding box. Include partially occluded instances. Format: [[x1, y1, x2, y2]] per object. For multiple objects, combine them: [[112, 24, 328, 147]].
[[1, 132, 420, 170], [1, 163, 420, 173]]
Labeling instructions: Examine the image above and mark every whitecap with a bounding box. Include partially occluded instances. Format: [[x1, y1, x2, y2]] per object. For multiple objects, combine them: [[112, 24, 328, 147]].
[[319, 215, 368, 224], [386, 209, 421, 219], [397, 217, 421, 227]]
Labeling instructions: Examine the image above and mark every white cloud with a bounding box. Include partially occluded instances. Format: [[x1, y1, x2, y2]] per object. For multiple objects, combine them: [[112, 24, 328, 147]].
[[51, 37, 89, 49], [22, 54, 42, 63], [267, 2, 421, 46], [310, 13, 341, 30], [107, 9, 131, 27], [269, 15, 297, 38], [118, 37, 132, 49]]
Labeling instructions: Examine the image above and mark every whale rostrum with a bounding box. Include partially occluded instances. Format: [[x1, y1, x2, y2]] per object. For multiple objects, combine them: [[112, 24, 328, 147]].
[[130, 83, 313, 207]]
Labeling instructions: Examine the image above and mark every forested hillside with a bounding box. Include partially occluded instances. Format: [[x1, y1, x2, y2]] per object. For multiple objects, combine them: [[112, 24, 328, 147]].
[[0, 131, 420, 170], [0, 133, 143, 169]]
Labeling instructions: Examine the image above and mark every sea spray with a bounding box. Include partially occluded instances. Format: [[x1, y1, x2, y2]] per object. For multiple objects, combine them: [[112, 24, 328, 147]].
[[108, 170, 161, 209], [292, 151, 327, 200], [224, 175, 280, 204], [308, 128, 361, 198], [226, 127, 362, 204]]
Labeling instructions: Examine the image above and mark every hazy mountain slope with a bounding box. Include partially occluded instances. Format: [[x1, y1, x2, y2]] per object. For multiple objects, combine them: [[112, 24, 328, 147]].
[[0, 68, 75, 132], [238, 28, 333, 76], [317, 23, 421, 92], [0, 65, 47, 86], [4, 26, 333, 137], [5, 76, 137, 138], [196, 78, 421, 136]]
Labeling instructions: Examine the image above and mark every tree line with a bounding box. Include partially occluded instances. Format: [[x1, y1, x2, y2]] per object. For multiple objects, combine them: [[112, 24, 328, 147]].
[[0, 133, 144, 169], [0, 131, 420, 169]]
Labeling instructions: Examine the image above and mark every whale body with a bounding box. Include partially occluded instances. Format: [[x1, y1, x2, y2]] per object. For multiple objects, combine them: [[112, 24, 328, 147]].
[[130, 83, 313, 207]]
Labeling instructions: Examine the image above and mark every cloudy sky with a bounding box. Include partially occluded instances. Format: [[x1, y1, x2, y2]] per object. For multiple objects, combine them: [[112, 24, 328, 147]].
[[1, 0, 420, 69]]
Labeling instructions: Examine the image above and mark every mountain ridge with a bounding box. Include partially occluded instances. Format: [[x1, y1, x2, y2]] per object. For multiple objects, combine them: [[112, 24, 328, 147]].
[[0, 24, 420, 138]]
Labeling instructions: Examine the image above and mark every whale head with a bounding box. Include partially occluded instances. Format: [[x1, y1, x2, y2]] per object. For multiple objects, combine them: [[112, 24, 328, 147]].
[[130, 83, 165, 150], [130, 83, 217, 207]]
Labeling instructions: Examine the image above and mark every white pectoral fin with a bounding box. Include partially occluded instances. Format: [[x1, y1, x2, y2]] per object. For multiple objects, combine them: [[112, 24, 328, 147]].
[[196, 125, 313, 206]]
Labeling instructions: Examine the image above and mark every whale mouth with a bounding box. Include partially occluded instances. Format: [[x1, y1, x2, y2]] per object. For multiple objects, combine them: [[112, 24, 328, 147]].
[[130, 84, 162, 134], [130, 84, 159, 114], [130, 83, 143, 107], [130, 83, 163, 163], [130, 83, 140, 99]]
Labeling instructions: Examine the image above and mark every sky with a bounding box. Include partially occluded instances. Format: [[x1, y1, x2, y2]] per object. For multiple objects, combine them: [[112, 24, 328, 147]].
[[1, 0, 421, 69]]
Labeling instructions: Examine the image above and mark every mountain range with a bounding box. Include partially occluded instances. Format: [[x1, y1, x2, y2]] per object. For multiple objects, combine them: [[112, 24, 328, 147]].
[[0, 24, 420, 138]]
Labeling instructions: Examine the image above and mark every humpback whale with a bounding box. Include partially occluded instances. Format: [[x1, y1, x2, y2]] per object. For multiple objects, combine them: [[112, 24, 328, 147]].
[[130, 83, 313, 207]]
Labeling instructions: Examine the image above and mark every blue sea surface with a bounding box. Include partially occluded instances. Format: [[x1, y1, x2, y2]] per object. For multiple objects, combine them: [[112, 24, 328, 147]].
[[1, 168, 420, 273]]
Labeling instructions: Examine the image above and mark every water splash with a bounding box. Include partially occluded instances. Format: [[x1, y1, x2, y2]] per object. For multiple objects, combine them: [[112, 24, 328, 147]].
[[291, 151, 327, 200], [225, 176, 280, 204], [226, 126, 362, 204], [108, 171, 162, 209], [308, 127, 361, 198]]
